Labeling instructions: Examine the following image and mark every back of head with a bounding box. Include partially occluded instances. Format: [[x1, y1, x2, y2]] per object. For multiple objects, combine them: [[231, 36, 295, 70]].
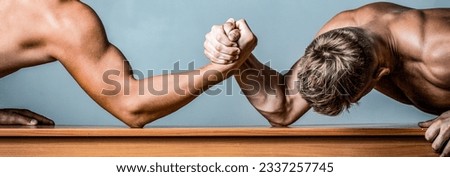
[[297, 27, 374, 116]]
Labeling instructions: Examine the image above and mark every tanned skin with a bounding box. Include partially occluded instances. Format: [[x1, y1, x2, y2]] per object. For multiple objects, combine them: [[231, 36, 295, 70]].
[[205, 2, 450, 156], [0, 0, 256, 127]]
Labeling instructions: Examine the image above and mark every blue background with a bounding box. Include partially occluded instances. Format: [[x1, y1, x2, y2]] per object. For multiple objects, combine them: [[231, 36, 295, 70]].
[[0, 0, 448, 127]]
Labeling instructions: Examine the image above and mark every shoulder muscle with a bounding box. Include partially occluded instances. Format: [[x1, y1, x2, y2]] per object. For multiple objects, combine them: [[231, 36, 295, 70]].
[[47, 1, 109, 61]]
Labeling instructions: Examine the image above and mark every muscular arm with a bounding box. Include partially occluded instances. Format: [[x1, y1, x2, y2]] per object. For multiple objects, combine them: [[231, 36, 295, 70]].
[[234, 55, 310, 126], [47, 2, 240, 127], [230, 2, 411, 126], [204, 20, 309, 126]]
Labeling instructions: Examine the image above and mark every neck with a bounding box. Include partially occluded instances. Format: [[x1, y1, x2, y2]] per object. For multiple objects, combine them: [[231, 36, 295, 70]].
[[363, 27, 398, 72]]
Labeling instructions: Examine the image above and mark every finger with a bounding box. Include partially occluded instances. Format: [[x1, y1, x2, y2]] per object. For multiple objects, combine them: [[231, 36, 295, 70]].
[[440, 140, 450, 157], [419, 117, 437, 128], [204, 38, 239, 60], [205, 32, 240, 55], [204, 36, 240, 56], [204, 39, 239, 60], [223, 19, 240, 42], [236, 19, 254, 36], [204, 50, 234, 65], [210, 25, 237, 47], [424, 122, 440, 142], [235, 19, 258, 47], [13, 109, 54, 125], [210, 58, 231, 65], [431, 125, 450, 152], [0, 112, 37, 125], [204, 50, 236, 64], [223, 18, 236, 35], [227, 29, 241, 42]]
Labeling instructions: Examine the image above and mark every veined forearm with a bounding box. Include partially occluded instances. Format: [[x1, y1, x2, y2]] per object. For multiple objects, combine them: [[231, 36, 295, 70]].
[[234, 54, 293, 123]]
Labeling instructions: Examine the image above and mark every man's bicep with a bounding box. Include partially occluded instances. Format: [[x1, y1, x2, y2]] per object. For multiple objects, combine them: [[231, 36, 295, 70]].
[[48, 8, 133, 105], [49, 1, 134, 98], [64, 44, 132, 97]]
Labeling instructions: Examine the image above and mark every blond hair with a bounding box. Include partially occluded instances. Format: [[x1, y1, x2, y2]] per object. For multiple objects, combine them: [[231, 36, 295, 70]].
[[297, 27, 374, 116]]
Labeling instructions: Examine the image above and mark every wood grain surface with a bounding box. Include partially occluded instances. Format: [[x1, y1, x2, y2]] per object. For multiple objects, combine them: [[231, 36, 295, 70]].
[[0, 125, 437, 157]]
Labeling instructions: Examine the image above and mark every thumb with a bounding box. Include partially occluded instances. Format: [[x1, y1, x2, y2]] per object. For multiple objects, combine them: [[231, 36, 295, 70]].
[[227, 29, 240, 42], [418, 117, 437, 128], [224, 18, 239, 42]]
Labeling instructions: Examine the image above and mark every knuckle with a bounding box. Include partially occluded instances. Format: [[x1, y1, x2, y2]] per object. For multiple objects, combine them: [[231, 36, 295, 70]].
[[214, 44, 222, 51], [213, 52, 221, 58]]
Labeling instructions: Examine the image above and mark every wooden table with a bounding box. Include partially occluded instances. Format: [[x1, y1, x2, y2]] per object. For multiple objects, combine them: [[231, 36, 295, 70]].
[[0, 125, 437, 157]]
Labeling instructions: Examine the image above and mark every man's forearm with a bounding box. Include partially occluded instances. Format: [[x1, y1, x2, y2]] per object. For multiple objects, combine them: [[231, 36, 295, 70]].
[[112, 62, 237, 127], [234, 54, 295, 125], [235, 54, 284, 103]]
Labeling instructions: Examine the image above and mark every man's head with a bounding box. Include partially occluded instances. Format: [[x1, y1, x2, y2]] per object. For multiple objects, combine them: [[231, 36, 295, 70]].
[[297, 27, 384, 116]]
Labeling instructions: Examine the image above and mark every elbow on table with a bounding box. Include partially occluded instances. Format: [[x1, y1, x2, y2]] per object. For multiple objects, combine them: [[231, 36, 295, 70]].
[[120, 112, 159, 128], [267, 116, 296, 127], [261, 110, 297, 127], [114, 101, 163, 128]]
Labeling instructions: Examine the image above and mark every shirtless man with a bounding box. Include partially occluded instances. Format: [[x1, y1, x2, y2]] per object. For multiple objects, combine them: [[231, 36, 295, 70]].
[[205, 2, 450, 156], [0, 0, 256, 127]]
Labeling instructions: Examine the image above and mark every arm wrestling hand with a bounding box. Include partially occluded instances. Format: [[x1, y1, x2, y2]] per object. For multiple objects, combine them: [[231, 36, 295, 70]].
[[204, 18, 241, 64], [0, 109, 54, 126], [204, 18, 257, 66], [419, 110, 450, 157]]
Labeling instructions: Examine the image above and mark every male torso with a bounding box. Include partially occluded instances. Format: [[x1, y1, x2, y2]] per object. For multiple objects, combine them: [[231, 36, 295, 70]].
[[386, 8, 450, 114], [322, 2, 450, 115]]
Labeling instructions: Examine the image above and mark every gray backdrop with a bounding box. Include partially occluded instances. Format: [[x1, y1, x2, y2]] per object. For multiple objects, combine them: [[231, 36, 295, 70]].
[[1, 0, 448, 127]]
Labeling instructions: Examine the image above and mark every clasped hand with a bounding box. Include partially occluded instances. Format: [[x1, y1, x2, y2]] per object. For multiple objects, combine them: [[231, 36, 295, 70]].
[[204, 18, 257, 67]]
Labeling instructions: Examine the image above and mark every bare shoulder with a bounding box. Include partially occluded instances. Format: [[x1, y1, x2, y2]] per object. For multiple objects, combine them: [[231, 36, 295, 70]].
[[389, 7, 450, 62], [355, 2, 411, 12], [47, 1, 109, 60], [389, 7, 450, 90], [316, 2, 411, 36], [0, 0, 102, 76]]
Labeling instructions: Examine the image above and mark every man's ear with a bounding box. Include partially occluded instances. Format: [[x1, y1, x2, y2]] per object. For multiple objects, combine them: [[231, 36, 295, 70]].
[[374, 67, 390, 81]]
